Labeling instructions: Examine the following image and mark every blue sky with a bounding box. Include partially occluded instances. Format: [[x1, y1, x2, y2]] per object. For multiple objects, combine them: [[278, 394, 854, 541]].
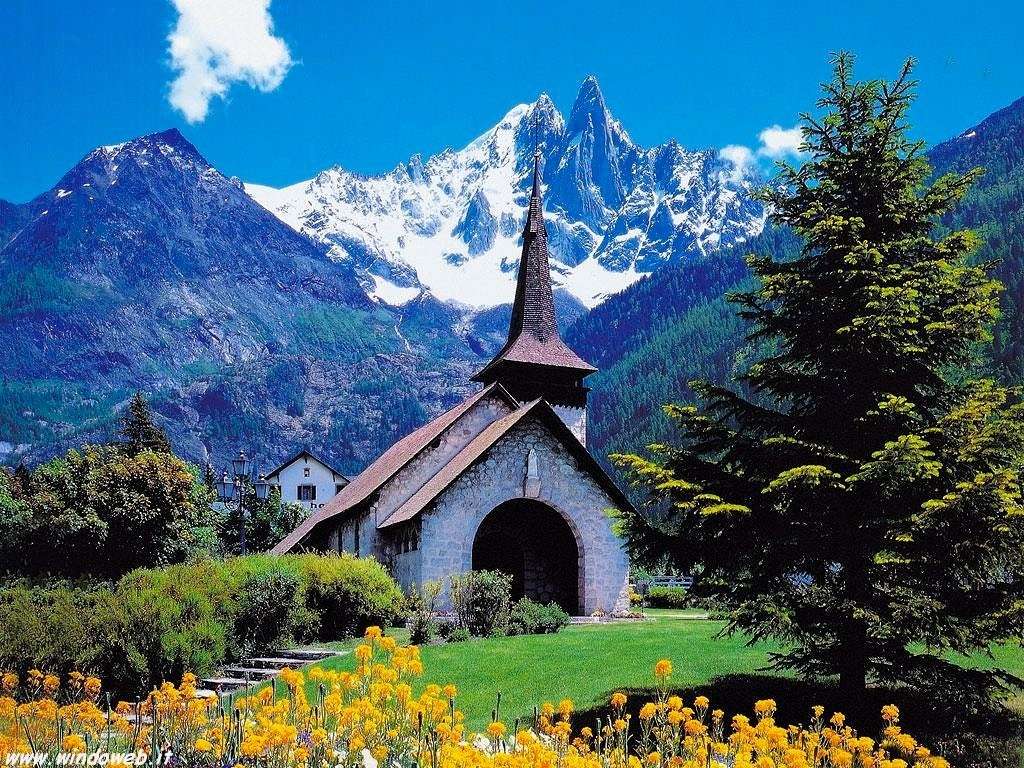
[[1, 0, 1022, 203]]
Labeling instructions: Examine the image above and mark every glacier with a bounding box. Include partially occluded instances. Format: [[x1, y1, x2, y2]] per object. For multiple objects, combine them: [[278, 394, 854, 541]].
[[246, 76, 767, 310]]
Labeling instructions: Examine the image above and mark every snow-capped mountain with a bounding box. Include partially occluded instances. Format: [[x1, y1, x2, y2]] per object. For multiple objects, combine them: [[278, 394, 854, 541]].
[[247, 77, 767, 309]]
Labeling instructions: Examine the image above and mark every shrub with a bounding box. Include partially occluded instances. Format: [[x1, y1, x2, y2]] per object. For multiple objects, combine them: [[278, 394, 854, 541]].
[[406, 582, 441, 645], [449, 570, 511, 637], [507, 602, 573, 638], [231, 563, 307, 657], [646, 585, 688, 609], [508, 598, 570, 635], [0, 554, 404, 699], [290, 553, 404, 639], [448, 627, 471, 643]]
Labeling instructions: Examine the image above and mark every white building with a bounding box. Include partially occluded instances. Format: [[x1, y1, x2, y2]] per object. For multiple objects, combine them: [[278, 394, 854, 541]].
[[265, 449, 349, 512]]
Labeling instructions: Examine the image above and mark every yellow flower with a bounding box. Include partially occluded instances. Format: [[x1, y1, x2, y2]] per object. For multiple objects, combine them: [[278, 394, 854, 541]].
[[881, 704, 899, 722], [42, 674, 60, 695], [487, 721, 507, 739], [639, 703, 657, 720], [654, 659, 673, 678], [194, 738, 212, 752], [611, 691, 627, 709], [62, 734, 86, 752], [754, 699, 777, 717], [0, 673, 17, 693]]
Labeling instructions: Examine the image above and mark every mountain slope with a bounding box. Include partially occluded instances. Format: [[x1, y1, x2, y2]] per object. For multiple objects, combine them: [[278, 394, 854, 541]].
[[247, 77, 767, 310], [0, 131, 483, 470], [928, 96, 1024, 380], [572, 95, 1024, 481]]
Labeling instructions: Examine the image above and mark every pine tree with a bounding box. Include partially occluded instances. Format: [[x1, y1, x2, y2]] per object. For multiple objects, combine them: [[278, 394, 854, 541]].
[[120, 391, 172, 456], [614, 54, 1024, 700]]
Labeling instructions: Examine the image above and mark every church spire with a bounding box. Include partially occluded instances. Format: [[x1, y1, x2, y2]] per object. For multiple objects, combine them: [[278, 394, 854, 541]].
[[473, 150, 596, 412], [507, 151, 560, 344]]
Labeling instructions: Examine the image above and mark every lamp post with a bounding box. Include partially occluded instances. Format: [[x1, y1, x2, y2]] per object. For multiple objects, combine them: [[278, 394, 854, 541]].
[[216, 451, 270, 556]]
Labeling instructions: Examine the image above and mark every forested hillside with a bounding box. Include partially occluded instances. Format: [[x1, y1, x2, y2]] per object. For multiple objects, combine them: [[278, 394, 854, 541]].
[[574, 95, 1024, 478], [568, 226, 800, 471], [929, 96, 1024, 381]]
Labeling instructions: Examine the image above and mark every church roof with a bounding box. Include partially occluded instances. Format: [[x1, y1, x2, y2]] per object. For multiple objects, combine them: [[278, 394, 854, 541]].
[[270, 383, 519, 554], [473, 153, 596, 382], [377, 398, 633, 530]]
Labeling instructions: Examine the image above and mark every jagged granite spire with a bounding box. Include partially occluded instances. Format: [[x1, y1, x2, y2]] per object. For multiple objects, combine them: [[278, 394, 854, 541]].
[[473, 152, 596, 399]]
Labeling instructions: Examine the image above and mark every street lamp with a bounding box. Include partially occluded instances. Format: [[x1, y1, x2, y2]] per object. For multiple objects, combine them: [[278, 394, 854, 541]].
[[216, 450, 271, 555]]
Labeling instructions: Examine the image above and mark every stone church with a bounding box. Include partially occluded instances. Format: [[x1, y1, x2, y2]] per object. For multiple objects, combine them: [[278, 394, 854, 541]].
[[273, 155, 631, 615]]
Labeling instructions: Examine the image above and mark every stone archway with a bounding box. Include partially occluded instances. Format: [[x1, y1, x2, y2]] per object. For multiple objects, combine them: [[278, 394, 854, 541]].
[[471, 498, 581, 614]]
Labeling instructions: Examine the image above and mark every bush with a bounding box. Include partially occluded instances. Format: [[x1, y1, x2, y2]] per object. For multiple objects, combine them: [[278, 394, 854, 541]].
[[448, 627, 471, 643], [449, 570, 511, 637], [0, 553, 404, 699], [508, 598, 570, 635], [406, 582, 441, 645], [646, 586, 688, 609], [290, 553, 404, 639]]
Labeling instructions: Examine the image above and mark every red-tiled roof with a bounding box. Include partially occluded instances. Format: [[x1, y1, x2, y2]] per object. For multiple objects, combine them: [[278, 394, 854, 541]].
[[271, 383, 517, 553], [377, 399, 634, 530]]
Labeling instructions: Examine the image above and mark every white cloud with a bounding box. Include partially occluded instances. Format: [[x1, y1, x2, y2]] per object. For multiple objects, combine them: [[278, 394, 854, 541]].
[[719, 124, 805, 180], [719, 144, 756, 182], [757, 124, 804, 159], [167, 0, 293, 123]]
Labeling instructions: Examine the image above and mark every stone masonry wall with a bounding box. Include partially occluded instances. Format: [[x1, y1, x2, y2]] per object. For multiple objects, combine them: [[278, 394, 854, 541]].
[[326, 393, 514, 588], [418, 416, 630, 615]]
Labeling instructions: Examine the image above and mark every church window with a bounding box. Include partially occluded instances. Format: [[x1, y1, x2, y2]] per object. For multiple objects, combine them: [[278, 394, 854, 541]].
[[304, 467, 311, 478], [298, 484, 316, 501]]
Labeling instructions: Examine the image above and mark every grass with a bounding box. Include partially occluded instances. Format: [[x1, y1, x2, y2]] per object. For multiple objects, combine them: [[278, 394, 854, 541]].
[[288, 610, 1024, 766], [301, 611, 780, 730]]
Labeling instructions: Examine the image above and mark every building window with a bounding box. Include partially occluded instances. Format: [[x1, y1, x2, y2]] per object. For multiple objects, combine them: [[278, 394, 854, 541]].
[[354, 522, 360, 556], [335, 484, 345, 495], [297, 484, 316, 501], [304, 467, 311, 478]]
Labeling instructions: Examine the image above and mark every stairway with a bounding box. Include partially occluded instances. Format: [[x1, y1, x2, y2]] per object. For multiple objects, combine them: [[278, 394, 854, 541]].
[[200, 648, 345, 695]]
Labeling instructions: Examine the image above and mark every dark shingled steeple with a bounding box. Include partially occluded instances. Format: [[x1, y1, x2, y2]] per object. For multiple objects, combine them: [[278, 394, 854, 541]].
[[473, 152, 596, 407]]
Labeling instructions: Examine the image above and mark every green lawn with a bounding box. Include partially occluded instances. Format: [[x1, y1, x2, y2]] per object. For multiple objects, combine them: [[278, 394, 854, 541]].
[[304, 611, 780, 729], [296, 610, 1024, 736]]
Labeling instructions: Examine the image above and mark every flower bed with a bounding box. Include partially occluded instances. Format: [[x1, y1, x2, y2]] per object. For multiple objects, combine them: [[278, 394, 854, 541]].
[[1, 628, 946, 767]]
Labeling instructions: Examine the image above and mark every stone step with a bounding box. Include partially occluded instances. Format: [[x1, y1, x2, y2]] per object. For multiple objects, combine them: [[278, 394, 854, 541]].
[[244, 656, 309, 669], [202, 676, 252, 691], [272, 648, 344, 662], [222, 666, 280, 680]]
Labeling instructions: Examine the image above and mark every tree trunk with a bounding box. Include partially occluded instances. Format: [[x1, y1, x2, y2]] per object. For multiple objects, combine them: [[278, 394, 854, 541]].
[[838, 620, 868, 698]]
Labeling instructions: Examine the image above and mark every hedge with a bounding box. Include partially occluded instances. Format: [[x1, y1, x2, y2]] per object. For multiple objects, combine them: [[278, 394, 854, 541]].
[[0, 553, 403, 698], [645, 585, 688, 609]]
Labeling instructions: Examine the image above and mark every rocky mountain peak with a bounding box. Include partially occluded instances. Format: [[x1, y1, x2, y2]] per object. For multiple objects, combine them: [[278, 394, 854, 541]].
[[247, 80, 767, 309], [566, 75, 613, 137]]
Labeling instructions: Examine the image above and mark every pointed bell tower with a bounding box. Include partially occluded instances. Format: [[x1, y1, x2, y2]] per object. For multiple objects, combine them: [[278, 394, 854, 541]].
[[473, 151, 597, 444]]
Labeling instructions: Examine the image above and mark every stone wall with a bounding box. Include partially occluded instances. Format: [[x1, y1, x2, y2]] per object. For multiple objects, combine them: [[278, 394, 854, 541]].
[[418, 415, 630, 615], [551, 404, 587, 445]]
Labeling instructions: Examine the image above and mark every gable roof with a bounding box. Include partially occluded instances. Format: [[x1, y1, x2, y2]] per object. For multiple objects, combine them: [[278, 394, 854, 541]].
[[473, 153, 596, 383], [265, 448, 347, 482], [270, 383, 519, 554], [377, 398, 634, 530]]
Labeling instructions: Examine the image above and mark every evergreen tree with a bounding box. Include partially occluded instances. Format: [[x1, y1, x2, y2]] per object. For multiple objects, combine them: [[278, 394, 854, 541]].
[[614, 54, 1024, 700], [120, 391, 172, 455]]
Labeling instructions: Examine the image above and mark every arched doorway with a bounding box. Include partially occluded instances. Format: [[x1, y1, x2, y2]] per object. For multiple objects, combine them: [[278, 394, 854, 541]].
[[471, 499, 581, 614]]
